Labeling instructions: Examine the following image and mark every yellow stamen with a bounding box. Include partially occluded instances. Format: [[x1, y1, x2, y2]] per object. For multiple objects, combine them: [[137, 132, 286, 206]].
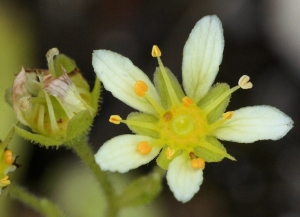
[[109, 115, 122, 124], [191, 158, 205, 169], [238, 75, 253, 89], [0, 176, 10, 187], [137, 141, 152, 155], [44, 90, 59, 133], [163, 111, 173, 122], [202, 86, 239, 114], [134, 80, 148, 97], [151, 45, 180, 106], [222, 111, 234, 119], [4, 150, 14, 165], [133, 80, 165, 115], [151, 45, 161, 57], [182, 96, 193, 106], [166, 147, 175, 159]]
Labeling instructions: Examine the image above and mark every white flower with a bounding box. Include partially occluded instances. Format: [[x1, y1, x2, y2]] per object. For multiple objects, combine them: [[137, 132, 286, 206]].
[[92, 15, 293, 202]]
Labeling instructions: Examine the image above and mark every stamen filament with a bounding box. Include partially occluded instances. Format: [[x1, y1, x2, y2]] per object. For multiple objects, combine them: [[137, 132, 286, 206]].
[[144, 94, 165, 115], [203, 86, 240, 114], [122, 119, 159, 132], [152, 45, 180, 106], [207, 111, 234, 133], [44, 90, 59, 133], [37, 105, 46, 135], [2, 126, 16, 148]]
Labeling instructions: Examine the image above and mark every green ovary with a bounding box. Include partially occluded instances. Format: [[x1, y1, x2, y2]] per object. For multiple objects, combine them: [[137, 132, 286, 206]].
[[159, 104, 207, 150]]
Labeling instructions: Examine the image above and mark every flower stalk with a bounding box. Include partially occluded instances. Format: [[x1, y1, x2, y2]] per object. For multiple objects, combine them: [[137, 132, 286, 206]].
[[67, 136, 119, 217], [6, 184, 67, 217]]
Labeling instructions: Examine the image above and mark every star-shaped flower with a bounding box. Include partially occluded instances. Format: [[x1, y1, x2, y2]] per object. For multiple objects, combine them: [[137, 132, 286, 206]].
[[92, 15, 293, 202]]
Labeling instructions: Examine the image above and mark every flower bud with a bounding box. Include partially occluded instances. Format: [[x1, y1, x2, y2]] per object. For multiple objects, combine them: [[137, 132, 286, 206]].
[[8, 48, 101, 146]]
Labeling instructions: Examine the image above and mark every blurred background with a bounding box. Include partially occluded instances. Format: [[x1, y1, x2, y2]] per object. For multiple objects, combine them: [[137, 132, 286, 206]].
[[1, 0, 300, 216]]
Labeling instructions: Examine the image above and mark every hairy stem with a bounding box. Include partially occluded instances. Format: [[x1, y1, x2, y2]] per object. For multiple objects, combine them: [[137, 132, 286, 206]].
[[6, 183, 66, 217], [68, 136, 119, 217]]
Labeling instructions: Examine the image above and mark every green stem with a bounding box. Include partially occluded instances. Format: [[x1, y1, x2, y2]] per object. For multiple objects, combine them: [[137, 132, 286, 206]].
[[68, 136, 119, 217], [6, 183, 66, 217]]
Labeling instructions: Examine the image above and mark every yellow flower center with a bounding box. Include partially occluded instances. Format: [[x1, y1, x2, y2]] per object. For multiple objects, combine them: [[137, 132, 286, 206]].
[[159, 103, 207, 151]]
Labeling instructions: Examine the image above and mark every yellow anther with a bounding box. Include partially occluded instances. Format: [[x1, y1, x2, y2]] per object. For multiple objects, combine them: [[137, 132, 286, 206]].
[[222, 111, 234, 119], [137, 141, 152, 155], [134, 80, 148, 97], [163, 111, 173, 122], [182, 96, 193, 106], [0, 176, 10, 187], [166, 147, 175, 160], [109, 115, 122, 124], [151, 45, 162, 57], [238, 75, 253, 89], [4, 150, 14, 165], [191, 158, 205, 169]]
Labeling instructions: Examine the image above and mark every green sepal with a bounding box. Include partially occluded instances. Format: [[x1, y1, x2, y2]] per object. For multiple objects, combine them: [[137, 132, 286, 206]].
[[198, 83, 231, 124], [156, 147, 181, 170], [153, 67, 185, 109], [127, 112, 159, 138], [194, 136, 235, 162], [91, 78, 101, 112], [66, 110, 93, 141], [14, 125, 63, 147], [118, 167, 164, 207], [69, 71, 90, 93], [54, 54, 77, 76]]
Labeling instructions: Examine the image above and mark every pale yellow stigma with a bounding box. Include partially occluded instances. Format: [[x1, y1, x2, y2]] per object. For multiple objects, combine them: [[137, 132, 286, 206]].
[[191, 158, 205, 169], [222, 111, 234, 119], [109, 115, 122, 124], [166, 147, 175, 159], [0, 176, 10, 187], [134, 80, 148, 97], [151, 45, 161, 57], [46, 48, 59, 60], [46, 48, 59, 77], [4, 150, 14, 165], [238, 75, 253, 89], [182, 96, 193, 106], [137, 141, 152, 155]]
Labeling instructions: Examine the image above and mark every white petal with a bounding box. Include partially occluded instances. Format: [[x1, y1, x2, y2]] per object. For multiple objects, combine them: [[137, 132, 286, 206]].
[[93, 50, 160, 115], [213, 106, 293, 143], [94, 134, 160, 173], [166, 154, 204, 203], [182, 15, 224, 103]]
